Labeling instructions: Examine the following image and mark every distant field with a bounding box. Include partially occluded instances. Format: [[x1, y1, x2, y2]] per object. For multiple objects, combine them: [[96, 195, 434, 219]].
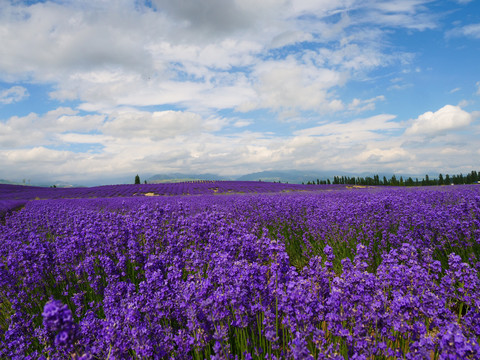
[[1, 183, 479, 359], [0, 181, 348, 201]]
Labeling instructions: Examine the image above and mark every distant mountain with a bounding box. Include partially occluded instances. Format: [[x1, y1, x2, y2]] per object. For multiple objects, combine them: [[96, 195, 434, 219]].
[[236, 170, 344, 184], [147, 173, 230, 183], [5, 170, 427, 188], [147, 170, 354, 184], [36, 180, 79, 188]]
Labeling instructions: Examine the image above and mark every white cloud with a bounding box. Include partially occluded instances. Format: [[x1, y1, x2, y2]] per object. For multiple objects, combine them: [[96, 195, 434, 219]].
[[149, 0, 289, 37], [233, 120, 252, 128], [57, 133, 111, 145], [102, 111, 201, 139], [405, 105, 473, 136], [317, 43, 395, 72], [447, 23, 480, 39], [358, 147, 412, 164], [355, 1, 437, 31], [0, 85, 29, 104], [3, 146, 71, 163], [238, 58, 346, 114], [3, 1, 476, 183], [440, 147, 469, 155], [0, 2, 155, 82], [0, 107, 104, 148], [459, 23, 480, 38], [1, 105, 478, 183], [295, 114, 399, 137], [347, 95, 385, 112], [102, 110, 229, 140], [0, 0, 425, 115], [0, 107, 228, 149], [270, 31, 314, 48]]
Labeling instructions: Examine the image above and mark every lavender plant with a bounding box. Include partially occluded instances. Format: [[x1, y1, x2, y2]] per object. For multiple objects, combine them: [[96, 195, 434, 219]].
[[1, 183, 479, 358]]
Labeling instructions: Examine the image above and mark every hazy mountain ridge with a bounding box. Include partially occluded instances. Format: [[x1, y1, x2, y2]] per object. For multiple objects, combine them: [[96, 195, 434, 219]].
[[1, 170, 447, 188], [148, 173, 230, 182], [148, 170, 362, 184]]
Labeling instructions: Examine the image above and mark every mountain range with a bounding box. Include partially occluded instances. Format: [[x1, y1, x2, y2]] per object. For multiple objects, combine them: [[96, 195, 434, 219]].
[[1, 170, 432, 187], [147, 170, 364, 184]]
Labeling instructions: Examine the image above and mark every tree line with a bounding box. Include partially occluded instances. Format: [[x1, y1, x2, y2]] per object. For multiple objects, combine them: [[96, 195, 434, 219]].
[[327, 170, 479, 186], [138, 171, 480, 187]]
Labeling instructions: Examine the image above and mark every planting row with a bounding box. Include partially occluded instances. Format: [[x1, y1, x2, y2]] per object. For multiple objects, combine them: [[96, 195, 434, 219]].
[[1, 186, 479, 359], [0, 182, 348, 202]]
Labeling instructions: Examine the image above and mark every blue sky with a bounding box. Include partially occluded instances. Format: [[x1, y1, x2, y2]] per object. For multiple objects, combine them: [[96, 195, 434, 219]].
[[0, 0, 479, 184]]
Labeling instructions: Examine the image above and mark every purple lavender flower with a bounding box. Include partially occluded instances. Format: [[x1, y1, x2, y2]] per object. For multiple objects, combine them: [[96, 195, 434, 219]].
[[54, 324, 75, 347], [42, 299, 73, 333], [3, 184, 480, 358], [42, 299, 77, 348], [437, 322, 480, 358]]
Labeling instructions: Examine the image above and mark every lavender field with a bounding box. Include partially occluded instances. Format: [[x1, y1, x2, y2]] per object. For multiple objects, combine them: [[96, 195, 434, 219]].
[[1, 182, 480, 359]]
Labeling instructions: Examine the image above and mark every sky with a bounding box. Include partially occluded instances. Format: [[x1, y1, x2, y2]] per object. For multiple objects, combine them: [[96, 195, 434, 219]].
[[0, 0, 479, 185]]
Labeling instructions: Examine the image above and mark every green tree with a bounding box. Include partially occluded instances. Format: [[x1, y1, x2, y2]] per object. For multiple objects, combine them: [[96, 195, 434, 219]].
[[390, 175, 398, 186], [135, 174, 140, 184], [471, 171, 478, 182]]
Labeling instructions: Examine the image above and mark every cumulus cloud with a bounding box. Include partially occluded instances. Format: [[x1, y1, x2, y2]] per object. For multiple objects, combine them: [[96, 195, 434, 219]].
[[102, 110, 225, 140], [0, 1, 155, 82], [405, 105, 473, 136], [1, 105, 478, 183], [358, 147, 412, 164], [150, 0, 257, 36], [3, 146, 71, 164], [0, 0, 423, 114], [0, 85, 29, 104], [2, 0, 475, 183], [238, 58, 346, 115], [0, 107, 104, 148]]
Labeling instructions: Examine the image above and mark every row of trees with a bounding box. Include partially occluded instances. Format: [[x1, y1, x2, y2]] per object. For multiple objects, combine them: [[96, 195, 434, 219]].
[[303, 179, 331, 185], [328, 170, 480, 186], [138, 171, 479, 187]]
